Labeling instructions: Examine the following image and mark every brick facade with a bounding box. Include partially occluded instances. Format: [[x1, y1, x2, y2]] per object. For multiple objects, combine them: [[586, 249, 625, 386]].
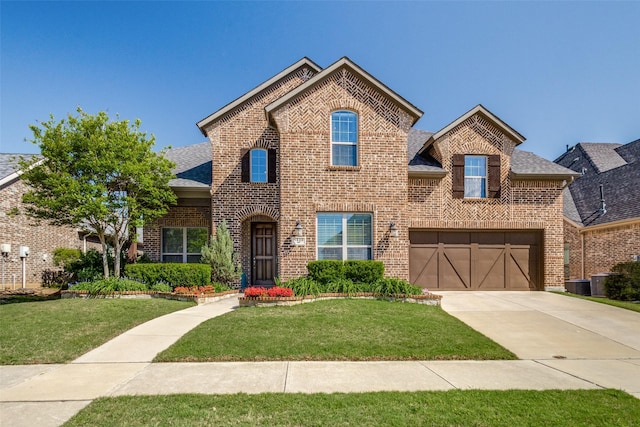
[[0, 179, 98, 288]]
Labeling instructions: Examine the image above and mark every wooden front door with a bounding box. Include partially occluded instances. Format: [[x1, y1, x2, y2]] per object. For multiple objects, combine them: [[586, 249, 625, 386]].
[[252, 223, 276, 286]]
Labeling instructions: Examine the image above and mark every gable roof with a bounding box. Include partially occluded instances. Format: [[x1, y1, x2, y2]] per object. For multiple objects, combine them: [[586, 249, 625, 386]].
[[164, 142, 212, 190], [0, 153, 40, 187], [196, 57, 322, 135], [418, 104, 525, 156], [407, 129, 446, 177], [555, 139, 640, 226], [510, 150, 581, 180], [265, 56, 423, 125]]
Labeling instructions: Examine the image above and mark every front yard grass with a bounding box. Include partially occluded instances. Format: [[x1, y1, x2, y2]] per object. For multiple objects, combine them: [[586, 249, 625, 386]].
[[65, 389, 640, 427], [0, 298, 194, 364], [156, 299, 516, 362], [558, 292, 640, 313]]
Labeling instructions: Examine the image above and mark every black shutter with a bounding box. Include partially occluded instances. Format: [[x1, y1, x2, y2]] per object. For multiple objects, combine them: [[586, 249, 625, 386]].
[[240, 149, 250, 182], [268, 149, 277, 183], [452, 154, 465, 199], [488, 155, 501, 198]]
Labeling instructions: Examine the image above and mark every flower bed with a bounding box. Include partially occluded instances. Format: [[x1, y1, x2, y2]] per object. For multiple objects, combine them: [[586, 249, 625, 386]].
[[61, 289, 239, 304]]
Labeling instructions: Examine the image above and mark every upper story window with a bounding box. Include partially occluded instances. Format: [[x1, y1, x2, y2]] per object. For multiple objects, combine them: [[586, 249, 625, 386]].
[[162, 227, 208, 263], [331, 111, 358, 166], [452, 154, 501, 199], [464, 155, 487, 198], [317, 213, 372, 260], [250, 149, 268, 183], [241, 148, 276, 183]]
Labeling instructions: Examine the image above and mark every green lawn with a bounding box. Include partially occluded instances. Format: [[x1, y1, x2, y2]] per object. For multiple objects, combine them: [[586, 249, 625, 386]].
[[156, 299, 516, 362], [0, 298, 194, 364], [558, 292, 640, 313], [65, 390, 640, 427]]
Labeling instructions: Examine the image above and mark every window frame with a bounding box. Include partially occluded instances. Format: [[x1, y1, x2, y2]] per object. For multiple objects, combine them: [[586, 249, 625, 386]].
[[464, 155, 488, 199], [250, 148, 268, 183], [316, 213, 373, 261], [330, 110, 358, 167], [161, 227, 208, 263]]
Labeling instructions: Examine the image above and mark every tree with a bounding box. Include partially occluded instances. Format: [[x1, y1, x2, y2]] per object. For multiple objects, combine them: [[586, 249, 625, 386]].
[[201, 220, 242, 285], [19, 108, 177, 278]]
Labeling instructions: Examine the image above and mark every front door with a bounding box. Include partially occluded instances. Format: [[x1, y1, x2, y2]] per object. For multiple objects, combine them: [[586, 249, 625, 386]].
[[252, 223, 276, 287]]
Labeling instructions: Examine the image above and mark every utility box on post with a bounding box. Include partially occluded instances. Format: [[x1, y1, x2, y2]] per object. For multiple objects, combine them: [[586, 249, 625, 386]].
[[19, 246, 30, 258]]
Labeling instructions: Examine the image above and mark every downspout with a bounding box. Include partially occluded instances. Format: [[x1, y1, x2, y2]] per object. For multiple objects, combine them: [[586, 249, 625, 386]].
[[580, 233, 585, 279]]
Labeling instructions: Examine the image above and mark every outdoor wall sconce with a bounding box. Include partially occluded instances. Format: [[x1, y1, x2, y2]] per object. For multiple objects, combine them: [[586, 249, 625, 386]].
[[292, 220, 306, 246], [389, 222, 399, 238]]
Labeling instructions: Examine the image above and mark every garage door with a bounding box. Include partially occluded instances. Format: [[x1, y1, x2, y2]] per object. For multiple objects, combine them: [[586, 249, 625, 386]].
[[409, 231, 542, 291]]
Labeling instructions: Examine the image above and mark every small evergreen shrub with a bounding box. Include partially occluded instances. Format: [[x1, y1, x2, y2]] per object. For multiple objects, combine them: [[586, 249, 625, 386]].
[[344, 260, 385, 284], [307, 261, 346, 284], [124, 263, 211, 288], [604, 261, 640, 301], [52, 247, 82, 269], [200, 220, 242, 285], [150, 282, 172, 293]]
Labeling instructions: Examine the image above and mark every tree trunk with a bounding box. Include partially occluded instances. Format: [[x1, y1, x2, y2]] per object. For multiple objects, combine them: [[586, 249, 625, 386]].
[[113, 239, 121, 278], [98, 232, 110, 278]]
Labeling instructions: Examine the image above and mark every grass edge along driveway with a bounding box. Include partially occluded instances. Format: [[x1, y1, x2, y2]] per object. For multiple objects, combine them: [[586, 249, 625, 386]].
[[156, 299, 516, 362]]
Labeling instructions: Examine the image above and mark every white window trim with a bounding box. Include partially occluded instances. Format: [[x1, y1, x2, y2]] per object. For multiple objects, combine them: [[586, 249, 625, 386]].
[[161, 227, 207, 263], [464, 155, 487, 199], [250, 148, 268, 183], [330, 110, 358, 166], [316, 213, 373, 260]]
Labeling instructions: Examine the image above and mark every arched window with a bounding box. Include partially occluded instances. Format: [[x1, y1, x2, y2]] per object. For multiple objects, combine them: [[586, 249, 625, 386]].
[[331, 110, 358, 166], [250, 148, 268, 183]]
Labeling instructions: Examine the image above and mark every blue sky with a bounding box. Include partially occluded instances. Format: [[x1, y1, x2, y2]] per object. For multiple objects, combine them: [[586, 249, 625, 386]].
[[2, 1, 639, 161]]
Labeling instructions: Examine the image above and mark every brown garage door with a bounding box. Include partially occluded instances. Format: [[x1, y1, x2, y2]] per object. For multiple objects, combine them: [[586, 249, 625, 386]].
[[409, 230, 542, 291]]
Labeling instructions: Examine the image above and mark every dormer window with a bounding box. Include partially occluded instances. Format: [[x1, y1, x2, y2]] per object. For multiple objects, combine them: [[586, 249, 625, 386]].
[[331, 110, 358, 166], [452, 154, 501, 199]]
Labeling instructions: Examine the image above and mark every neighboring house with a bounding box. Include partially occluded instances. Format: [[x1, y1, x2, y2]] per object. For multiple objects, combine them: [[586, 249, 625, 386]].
[[145, 56, 578, 291], [0, 154, 98, 288], [555, 140, 640, 279]]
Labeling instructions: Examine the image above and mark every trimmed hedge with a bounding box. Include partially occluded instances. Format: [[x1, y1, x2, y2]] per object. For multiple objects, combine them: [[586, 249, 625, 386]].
[[124, 263, 211, 288], [604, 261, 640, 301], [307, 260, 385, 284]]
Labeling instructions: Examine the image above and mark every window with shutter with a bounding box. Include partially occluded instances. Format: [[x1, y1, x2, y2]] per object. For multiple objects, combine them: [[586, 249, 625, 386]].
[[453, 154, 501, 199]]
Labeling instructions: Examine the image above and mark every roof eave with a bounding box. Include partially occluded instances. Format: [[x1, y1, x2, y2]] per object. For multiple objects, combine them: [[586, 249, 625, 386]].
[[408, 170, 448, 179], [265, 56, 423, 127], [196, 57, 323, 136], [510, 171, 581, 181]]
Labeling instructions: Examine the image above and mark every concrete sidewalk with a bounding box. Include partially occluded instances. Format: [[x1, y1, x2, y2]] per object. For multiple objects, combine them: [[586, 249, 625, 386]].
[[2, 292, 639, 427]]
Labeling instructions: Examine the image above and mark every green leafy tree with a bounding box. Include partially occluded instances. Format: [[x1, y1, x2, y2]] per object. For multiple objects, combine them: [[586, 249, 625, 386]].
[[19, 108, 177, 278], [201, 220, 242, 285]]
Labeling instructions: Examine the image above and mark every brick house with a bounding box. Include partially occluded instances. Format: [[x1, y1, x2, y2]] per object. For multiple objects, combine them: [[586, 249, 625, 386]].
[[0, 154, 98, 288], [145, 57, 579, 291], [555, 140, 640, 280]]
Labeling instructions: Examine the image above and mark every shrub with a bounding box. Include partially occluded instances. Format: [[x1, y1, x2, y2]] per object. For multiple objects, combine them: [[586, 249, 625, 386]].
[[344, 261, 385, 284], [284, 276, 323, 296], [373, 278, 422, 297], [52, 248, 82, 269], [70, 278, 147, 295], [325, 278, 363, 296], [604, 261, 640, 301], [307, 260, 384, 285], [150, 282, 172, 293], [124, 263, 211, 288], [243, 286, 293, 298], [41, 269, 74, 289], [212, 282, 232, 293], [200, 221, 242, 285], [307, 261, 346, 284]]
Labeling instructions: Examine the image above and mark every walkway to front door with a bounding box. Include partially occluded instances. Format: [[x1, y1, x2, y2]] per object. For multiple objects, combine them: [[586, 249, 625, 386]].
[[252, 223, 276, 287]]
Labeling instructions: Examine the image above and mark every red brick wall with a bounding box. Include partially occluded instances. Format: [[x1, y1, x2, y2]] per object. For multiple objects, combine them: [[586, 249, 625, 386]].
[[0, 179, 97, 287], [583, 222, 640, 277], [563, 219, 582, 279]]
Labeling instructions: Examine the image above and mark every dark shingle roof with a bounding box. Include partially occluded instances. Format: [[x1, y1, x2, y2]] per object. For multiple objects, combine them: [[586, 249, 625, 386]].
[[511, 150, 580, 178], [0, 154, 38, 182], [555, 139, 640, 226], [407, 129, 446, 175], [563, 187, 582, 225], [164, 142, 212, 188]]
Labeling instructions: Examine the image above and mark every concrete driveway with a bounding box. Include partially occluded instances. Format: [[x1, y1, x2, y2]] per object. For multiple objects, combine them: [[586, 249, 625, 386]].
[[436, 291, 640, 398]]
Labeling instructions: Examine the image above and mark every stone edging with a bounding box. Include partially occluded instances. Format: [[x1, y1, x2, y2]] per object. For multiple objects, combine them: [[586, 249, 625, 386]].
[[238, 292, 442, 307], [61, 290, 240, 304]]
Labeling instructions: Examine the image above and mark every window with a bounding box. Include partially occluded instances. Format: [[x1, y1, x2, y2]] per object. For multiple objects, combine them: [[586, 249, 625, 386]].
[[162, 227, 208, 263], [250, 149, 267, 183], [464, 155, 487, 198], [331, 111, 358, 166], [317, 213, 372, 260]]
